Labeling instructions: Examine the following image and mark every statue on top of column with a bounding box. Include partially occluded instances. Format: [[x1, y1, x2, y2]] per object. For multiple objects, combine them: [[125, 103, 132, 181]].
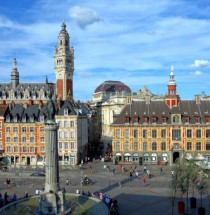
[[46, 93, 56, 123]]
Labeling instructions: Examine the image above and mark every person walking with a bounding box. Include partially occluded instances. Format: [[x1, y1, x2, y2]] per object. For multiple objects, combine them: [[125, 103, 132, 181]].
[[160, 167, 163, 175], [135, 171, 139, 178], [66, 179, 69, 187], [142, 177, 146, 186], [143, 165, 147, 173], [112, 168, 116, 176], [12, 193, 17, 202]]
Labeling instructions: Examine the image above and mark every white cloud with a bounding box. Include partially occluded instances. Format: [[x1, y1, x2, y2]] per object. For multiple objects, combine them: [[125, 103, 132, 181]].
[[69, 6, 101, 29], [194, 70, 202, 75], [191, 60, 210, 68]]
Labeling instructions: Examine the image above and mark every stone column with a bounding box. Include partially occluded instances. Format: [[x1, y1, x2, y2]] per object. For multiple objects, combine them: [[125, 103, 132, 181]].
[[45, 123, 59, 193]]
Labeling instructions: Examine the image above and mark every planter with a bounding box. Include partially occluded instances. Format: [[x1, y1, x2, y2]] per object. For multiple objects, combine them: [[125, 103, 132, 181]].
[[198, 207, 205, 215], [190, 197, 197, 208], [178, 201, 185, 213]]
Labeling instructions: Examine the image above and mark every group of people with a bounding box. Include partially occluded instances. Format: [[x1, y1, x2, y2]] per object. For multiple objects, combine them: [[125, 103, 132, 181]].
[[0, 192, 17, 208]]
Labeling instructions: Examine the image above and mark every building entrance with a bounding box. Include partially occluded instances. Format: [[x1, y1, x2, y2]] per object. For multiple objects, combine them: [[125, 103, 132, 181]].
[[173, 152, 179, 163]]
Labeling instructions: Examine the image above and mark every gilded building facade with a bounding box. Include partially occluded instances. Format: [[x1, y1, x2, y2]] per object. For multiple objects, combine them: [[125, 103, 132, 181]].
[[112, 68, 210, 165]]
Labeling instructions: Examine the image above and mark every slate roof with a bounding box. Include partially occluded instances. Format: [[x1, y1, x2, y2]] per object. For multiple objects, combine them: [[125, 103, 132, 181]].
[[94, 80, 131, 94], [113, 100, 210, 125], [0, 82, 55, 99]]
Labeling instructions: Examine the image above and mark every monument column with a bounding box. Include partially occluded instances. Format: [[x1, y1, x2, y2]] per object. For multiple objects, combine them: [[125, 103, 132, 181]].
[[45, 124, 59, 193]]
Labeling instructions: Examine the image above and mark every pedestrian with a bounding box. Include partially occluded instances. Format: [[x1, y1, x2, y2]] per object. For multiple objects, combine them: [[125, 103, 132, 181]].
[[12, 193, 17, 202], [66, 179, 69, 187], [79, 163, 82, 170], [81, 177, 84, 187], [142, 177, 146, 186], [24, 192, 28, 198], [81, 159, 83, 165], [89, 165, 93, 175], [135, 171, 139, 178], [160, 167, 163, 175], [104, 164, 107, 171], [35, 189, 39, 195], [129, 171, 133, 180], [171, 170, 174, 178], [143, 165, 147, 173], [106, 165, 110, 172], [4, 192, 8, 203], [112, 168, 116, 176]]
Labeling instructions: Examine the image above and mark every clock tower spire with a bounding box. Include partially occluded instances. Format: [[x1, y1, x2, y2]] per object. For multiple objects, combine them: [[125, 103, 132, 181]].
[[54, 22, 74, 100]]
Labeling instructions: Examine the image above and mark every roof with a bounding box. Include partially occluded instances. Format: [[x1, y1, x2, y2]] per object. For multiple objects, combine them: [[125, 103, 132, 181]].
[[94, 80, 131, 94], [113, 100, 210, 125]]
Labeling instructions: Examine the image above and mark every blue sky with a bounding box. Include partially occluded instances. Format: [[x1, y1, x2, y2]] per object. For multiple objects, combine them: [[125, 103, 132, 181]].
[[0, 0, 210, 101]]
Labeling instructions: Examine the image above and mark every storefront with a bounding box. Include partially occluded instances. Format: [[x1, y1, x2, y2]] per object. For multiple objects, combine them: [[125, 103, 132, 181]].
[[124, 153, 131, 162], [143, 153, 149, 162], [162, 153, 168, 162], [133, 153, 139, 162], [115, 153, 122, 162], [151, 153, 157, 162]]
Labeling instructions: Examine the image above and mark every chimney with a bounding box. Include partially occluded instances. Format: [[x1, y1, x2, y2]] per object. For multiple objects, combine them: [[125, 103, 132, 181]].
[[195, 95, 201, 105], [145, 95, 151, 105]]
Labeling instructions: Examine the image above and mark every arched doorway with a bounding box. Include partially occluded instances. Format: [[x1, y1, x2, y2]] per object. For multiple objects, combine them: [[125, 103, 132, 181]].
[[173, 152, 179, 163]]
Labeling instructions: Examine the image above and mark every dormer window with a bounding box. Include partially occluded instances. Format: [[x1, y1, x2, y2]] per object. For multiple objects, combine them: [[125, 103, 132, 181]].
[[143, 116, 148, 123], [125, 115, 129, 124], [6, 116, 10, 122], [151, 116, 157, 123], [162, 116, 167, 123], [40, 116, 45, 123], [14, 116, 17, 122], [30, 116, 34, 122], [172, 114, 181, 124], [195, 116, 200, 123], [185, 117, 190, 123], [133, 115, 139, 124], [64, 109, 68, 116], [22, 117, 26, 122]]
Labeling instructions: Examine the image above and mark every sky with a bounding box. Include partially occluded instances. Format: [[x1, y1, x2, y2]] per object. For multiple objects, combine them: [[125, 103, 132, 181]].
[[0, 0, 210, 101]]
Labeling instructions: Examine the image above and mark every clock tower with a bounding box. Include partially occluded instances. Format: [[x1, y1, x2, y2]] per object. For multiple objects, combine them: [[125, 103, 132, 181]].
[[54, 22, 74, 100]]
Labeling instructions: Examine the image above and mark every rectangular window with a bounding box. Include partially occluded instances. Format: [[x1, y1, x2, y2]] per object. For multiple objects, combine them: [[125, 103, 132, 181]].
[[185, 117, 190, 123], [143, 142, 147, 151], [143, 130, 147, 138], [6, 127, 10, 132], [0, 121, 2, 128], [134, 142, 138, 151], [143, 117, 148, 123], [134, 129, 138, 138], [206, 129, 210, 138], [206, 142, 210, 150], [30, 147, 35, 153], [41, 146, 45, 152], [0, 142, 2, 150], [22, 127, 26, 133], [64, 142, 68, 150], [70, 142, 74, 149], [0, 132, 2, 139], [196, 129, 201, 138], [64, 109, 68, 116], [14, 146, 18, 152], [14, 137, 18, 142], [187, 142, 192, 150], [58, 121, 62, 127], [70, 131, 74, 138], [196, 142, 201, 150], [40, 127, 45, 132], [124, 142, 129, 150], [6, 137, 10, 142], [64, 121, 68, 128], [58, 131, 62, 138], [40, 137, 45, 143], [30, 127, 34, 132], [161, 142, 166, 150], [172, 129, 181, 141], [22, 137, 26, 142], [30, 137, 34, 143], [40, 116, 45, 123], [70, 121, 74, 127], [161, 129, 166, 138], [152, 130, 157, 138], [13, 127, 18, 132], [152, 142, 157, 150], [162, 117, 167, 123], [7, 146, 11, 152], [116, 129, 120, 138], [64, 131, 68, 138], [195, 116, 200, 123], [187, 129, 192, 138], [22, 147, 27, 152], [116, 142, 120, 151], [124, 129, 129, 138], [59, 142, 62, 150]]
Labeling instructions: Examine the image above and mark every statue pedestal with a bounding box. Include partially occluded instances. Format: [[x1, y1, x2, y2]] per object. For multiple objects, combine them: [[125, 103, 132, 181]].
[[37, 191, 66, 215]]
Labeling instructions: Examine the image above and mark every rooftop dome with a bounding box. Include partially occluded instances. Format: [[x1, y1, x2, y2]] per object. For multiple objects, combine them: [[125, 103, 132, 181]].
[[94, 80, 131, 93]]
